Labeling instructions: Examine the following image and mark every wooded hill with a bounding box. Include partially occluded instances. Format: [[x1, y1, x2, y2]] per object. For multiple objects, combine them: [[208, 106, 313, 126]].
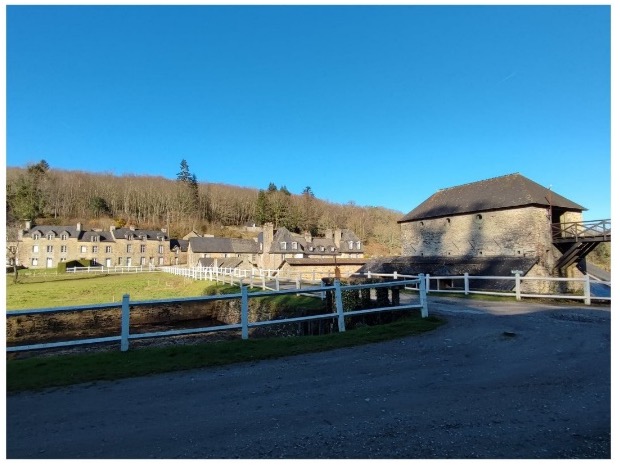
[[5, 161, 403, 256]]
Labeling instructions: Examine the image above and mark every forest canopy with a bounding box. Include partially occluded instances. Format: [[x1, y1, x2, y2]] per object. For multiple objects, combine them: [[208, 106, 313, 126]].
[[5, 161, 403, 256]]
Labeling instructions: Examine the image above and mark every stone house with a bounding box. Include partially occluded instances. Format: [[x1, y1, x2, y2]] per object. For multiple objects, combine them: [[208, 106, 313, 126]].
[[15, 222, 170, 269], [258, 223, 364, 270], [187, 236, 260, 267], [392, 173, 588, 291], [110, 227, 169, 267]]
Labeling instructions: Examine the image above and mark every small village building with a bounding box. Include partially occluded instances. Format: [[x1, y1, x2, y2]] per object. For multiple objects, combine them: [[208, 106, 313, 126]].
[[187, 236, 260, 267], [361, 173, 592, 293], [110, 227, 169, 267]]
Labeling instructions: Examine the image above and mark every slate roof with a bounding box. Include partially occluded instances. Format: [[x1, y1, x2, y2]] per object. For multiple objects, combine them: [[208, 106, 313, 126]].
[[398, 173, 586, 223], [112, 228, 168, 240], [189, 236, 259, 254], [356, 255, 539, 290], [77, 231, 115, 242], [283, 258, 368, 266], [25, 225, 81, 238], [170, 239, 189, 252], [338, 229, 364, 253]]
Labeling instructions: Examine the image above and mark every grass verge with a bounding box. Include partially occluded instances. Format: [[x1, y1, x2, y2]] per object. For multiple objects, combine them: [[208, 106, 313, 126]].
[[7, 315, 444, 393]]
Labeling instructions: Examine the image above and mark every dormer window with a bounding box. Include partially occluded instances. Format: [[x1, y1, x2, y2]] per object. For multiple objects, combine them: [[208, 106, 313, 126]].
[[309, 246, 314, 251], [128, 234, 134, 241], [47, 233, 55, 241], [280, 242, 287, 250], [330, 247, 335, 252], [348, 240, 353, 249], [91, 235, 99, 242], [292, 241, 298, 250], [356, 241, 361, 250], [61, 234, 68, 241], [33, 234, 40, 240], [320, 246, 325, 252]]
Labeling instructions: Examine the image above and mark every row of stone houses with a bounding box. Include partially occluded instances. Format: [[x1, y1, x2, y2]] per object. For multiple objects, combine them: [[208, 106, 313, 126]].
[[12, 221, 366, 274]]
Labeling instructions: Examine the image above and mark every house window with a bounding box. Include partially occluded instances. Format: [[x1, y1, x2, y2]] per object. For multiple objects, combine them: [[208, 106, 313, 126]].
[[348, 240, 353, 249], [81, 246, 87, 253], [46, 245, 53, 253], [475, 214, 483, 224], [92, 246, 99, 253], [47, 233, 54, 240], [91, 235, 99, 242], [61, 245, 67, 253], [31, 258, 38, 266], [32, 245, 39, 253], [128, 234, 134, 240], [126, 257, 132, 266], [140, 244, 146, 253], [158, 245, 164, 254], [33, 234, 40, 240], [330, 247, 335, 252], [140, 257, 146, 265], [127, 245, 132, 253], [292, 242, 297, 250], [105, 246, 112, 253], [118, 257, 123, 265], [280, 242, 287, 250], [91, 259, 98, 266], [158, 257, 164, 265], [356, 241, 361, 250], [320, 246, 325, 252], [61, 234, 68, 241]]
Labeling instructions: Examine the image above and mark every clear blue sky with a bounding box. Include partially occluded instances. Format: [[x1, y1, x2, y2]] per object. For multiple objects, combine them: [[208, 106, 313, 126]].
[[5, 5, 612, 220]]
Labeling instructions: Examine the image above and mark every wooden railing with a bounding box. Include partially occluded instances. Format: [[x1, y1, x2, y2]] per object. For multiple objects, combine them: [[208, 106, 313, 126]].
[[551, 219, 611, 242]]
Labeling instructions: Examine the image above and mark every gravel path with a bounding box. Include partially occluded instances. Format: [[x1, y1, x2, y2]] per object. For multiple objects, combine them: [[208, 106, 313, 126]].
[[6, 297, 611, 459]]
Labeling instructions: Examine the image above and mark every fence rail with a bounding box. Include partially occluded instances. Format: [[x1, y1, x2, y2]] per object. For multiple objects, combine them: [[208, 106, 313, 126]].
[[551, 219, 611, 241], [351, 271, 611, 305], [6, 277, 427, 353]]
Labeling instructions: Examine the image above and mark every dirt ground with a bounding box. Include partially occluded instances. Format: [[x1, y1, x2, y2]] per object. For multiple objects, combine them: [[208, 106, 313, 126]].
[[6, 296, 611, 459]]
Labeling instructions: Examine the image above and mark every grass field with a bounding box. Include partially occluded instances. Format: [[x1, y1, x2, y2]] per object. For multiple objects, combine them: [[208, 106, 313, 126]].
[[6, 314, 444, 392], [6, 272, 218, 310]]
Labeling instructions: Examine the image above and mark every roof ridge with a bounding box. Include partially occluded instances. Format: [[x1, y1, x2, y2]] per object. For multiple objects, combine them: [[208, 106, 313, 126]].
[[437, 173, 521, 192]]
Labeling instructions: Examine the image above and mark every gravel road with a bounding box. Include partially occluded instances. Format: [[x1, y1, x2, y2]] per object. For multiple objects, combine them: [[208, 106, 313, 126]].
[[6, 296, 611, 459]]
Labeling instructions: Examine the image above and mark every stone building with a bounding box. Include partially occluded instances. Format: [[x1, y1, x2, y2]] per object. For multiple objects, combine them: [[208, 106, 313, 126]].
[[15, 222, 169, 269], [187, 236, 260, 267], [360, 173, 590, 292]]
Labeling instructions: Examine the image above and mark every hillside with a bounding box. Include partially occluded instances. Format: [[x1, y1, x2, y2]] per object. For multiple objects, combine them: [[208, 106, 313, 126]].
[[5, 161, 403, 256]]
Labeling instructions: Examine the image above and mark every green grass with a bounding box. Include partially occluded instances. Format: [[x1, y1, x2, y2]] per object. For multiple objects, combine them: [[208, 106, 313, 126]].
[[7, 315, 444, 393], [6, 273, 221, 310]]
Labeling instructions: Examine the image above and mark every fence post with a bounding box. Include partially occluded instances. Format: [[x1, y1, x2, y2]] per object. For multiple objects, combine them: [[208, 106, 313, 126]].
[[121, 294, 130, 351], [426, 274, 430, 292], [334, 280, 346, 332], [393, 271, 398, 280], [276, 277, 280, 291], [464, 273, 469, 295], [515, 273, 521, 301], [241, 286, 249, 339], [262, 276, 266, 291], [296, 277, 300, 289], [418, 274, 428, 318], [367, 270, 371, 279], [584, 275, 591, 305]]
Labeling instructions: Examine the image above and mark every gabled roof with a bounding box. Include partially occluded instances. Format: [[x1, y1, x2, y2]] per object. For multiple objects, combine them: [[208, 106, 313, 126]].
[[189, 236, 259, 254], [270, 227, 309, 253], [339, 229, 364, 253], [170, 239, 189, 252], [78, 231, 115, 242], [398, 173, 586, 223], [112, 228, 168, 241], [25, 225, 81, 238]]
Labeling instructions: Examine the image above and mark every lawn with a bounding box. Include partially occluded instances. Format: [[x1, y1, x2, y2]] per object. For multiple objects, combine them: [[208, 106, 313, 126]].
[[6, 272, 219, 310]]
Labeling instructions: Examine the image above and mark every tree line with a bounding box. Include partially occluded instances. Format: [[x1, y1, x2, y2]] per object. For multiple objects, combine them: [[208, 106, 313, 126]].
[[6, 160, 403, 256]]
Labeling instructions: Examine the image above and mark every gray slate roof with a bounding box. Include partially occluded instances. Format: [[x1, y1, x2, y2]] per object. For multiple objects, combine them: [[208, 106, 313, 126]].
[[113, 228, 168, 240], [26, 225, 81, 238], [283, 258, 368, 266], [398, 173, 586, 223], [189, 236, 259, 254]]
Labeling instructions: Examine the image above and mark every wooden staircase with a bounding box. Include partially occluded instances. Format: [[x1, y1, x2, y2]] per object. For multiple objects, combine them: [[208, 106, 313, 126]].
[[552, 219, 611, 270]]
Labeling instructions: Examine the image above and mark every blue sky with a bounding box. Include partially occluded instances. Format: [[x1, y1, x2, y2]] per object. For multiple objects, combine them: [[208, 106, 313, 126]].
[[5, 5, 612, 219]]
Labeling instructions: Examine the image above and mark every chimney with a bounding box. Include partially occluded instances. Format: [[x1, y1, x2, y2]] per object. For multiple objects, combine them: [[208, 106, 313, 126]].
[[129, 225, 136, 231], [334, 229, 342, 247], [325, 229, 333, 241], [77, 222, 82, 232], [160, 228, 167, 234], [110, 225, 116, 232], [25, 220, 32, 231], [303, 230, 312, 242]]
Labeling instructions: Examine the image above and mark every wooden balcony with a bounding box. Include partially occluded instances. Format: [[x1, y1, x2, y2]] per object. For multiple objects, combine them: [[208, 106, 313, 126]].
[[552, 219, 611, 270]]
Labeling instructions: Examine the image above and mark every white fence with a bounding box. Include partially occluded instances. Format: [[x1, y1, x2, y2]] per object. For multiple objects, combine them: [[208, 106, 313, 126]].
[[350, 271, 611, 305], [66, 265, 159, 274], [6, 276, 428, 353]]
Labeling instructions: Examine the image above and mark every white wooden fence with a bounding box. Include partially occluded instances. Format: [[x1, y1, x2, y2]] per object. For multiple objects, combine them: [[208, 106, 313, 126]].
[[6, 276, 427, 353]]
